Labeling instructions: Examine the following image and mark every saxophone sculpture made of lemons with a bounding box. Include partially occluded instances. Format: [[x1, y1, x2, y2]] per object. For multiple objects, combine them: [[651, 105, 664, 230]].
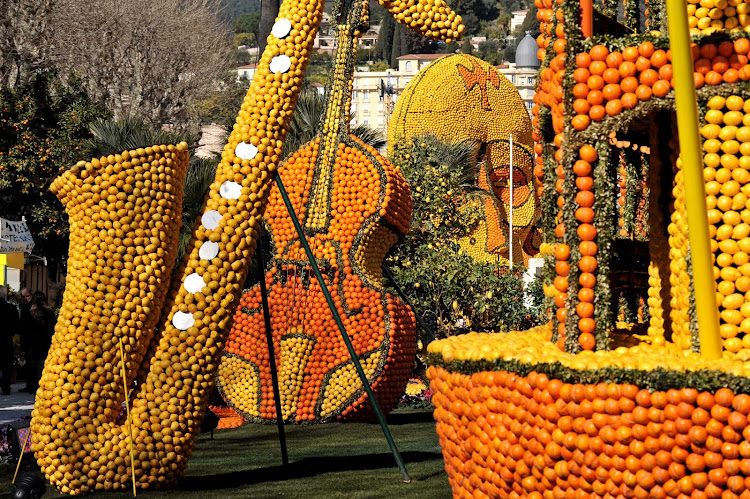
[[32, 0, 462, 494]]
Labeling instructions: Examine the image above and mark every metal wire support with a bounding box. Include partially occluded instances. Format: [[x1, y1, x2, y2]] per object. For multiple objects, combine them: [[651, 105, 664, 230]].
[[273, 173, 412, 483]]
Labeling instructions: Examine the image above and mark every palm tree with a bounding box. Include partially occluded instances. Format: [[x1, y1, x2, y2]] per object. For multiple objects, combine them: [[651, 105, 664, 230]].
[[281, 87, 387, 159], [85, 116, 197, 156], [178, 157, 218, 261]]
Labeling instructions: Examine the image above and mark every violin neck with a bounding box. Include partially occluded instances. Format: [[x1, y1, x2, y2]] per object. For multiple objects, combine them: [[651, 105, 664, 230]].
[[306, 1, 368, 231]]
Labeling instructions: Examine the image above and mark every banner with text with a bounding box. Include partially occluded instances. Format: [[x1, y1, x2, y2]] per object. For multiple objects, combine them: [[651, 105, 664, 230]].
[[0, 218, 35, 253]]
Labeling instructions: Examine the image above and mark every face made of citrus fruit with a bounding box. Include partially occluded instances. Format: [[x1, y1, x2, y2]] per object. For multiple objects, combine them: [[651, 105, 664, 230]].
[[389, 54, 540, 265]]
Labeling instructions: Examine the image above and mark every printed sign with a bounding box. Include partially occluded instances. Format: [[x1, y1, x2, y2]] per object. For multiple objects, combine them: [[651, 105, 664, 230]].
[[0, 218, 35, 253]]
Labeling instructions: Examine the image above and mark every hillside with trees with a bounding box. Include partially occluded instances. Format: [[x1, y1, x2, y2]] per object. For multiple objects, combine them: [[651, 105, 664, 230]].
[[370, 0, 539, 68]]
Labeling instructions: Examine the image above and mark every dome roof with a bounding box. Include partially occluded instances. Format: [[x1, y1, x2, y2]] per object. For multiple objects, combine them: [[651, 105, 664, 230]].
[[515, 32, 540, 68]]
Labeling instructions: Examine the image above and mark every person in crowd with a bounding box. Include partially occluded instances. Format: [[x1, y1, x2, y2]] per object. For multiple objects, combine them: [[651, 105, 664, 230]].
[[18, 287, 34, 392], [21, 291, 55, 393], [0, 286, 19, 395]]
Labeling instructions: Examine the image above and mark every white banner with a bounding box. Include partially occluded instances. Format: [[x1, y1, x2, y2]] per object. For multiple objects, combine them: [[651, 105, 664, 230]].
[[0, 218, 35, 253]]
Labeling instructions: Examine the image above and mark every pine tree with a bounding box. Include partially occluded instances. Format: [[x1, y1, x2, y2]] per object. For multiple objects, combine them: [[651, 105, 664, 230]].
[[390, 24, 402, 68], [375, 15, 395, 63]]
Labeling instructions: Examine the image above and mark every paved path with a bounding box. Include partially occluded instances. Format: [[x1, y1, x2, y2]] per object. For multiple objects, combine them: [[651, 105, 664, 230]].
[[0, 383, 35, 425]]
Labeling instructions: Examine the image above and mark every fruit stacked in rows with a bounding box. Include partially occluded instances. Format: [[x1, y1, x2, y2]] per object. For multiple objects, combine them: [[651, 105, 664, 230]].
[[426, 326, 750, 373], [688, 0, 750, 35], [428, 328, 750, 497], [701, 94, 750, 356], [564, 40, 750, 133], [429, 359, 750, 498]]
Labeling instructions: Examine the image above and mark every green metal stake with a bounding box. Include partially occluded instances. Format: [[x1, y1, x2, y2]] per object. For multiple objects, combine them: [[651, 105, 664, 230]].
[[256, 228, 290, 469], [383, 267, 435, 343], [274, 174, 412, 483]]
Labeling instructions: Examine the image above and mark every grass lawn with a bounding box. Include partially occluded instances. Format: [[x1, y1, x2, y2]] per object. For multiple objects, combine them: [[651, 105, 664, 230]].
[[1, 409, 451, 498]]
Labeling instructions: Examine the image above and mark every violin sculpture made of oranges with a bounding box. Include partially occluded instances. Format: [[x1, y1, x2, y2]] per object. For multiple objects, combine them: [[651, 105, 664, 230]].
[[217, 0, 427, 423]]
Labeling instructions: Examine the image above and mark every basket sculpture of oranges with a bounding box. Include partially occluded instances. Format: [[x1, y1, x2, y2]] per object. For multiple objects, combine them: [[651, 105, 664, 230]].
[[426, 0, 750, 496]]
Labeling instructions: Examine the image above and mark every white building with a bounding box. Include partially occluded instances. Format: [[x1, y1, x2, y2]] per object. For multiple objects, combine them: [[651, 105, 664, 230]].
[[237, 64, 257, 81], [498, 32, 541, 118], [510, 10, 529, 33], [496, 64, 537, 118], [313, 31, 378, 55], [349, 54, 444, 131]]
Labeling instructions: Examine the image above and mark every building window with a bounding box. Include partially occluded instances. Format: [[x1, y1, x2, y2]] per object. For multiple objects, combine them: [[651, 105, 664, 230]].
[[363, 91, 370, 103], [363, 118, 370, 125], [405, 61, 413, 72], [378, 115, 384, 125], [526, 101, 534, 110], [510, 74, 516, 84], [528, 76, 535, 85]]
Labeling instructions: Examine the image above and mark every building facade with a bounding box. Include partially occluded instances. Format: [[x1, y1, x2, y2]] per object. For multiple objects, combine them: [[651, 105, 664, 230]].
[[349, 54, 445, 132], [510, 10, 529, 34]]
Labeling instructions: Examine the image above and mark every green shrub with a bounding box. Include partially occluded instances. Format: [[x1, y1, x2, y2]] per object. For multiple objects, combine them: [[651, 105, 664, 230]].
[[387, 134, 544, 341], [0, 71, 109, 266]]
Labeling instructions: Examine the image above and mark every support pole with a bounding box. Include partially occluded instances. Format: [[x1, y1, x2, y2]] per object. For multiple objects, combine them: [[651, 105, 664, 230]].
[[383, 267, 436, 343], [119, 339, 136, 497], [580, 0, 593, 38], [256, 228, 289, 468], [509, 134, 514, 268], [665, 0, 722, 359], [274, 174, 412, 483], [12, 430, 31, 485]]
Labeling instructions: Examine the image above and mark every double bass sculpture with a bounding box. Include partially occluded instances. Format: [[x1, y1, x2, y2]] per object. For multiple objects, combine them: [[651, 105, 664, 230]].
[[218, 0, 415, 423], [31, 0, 463, 494]]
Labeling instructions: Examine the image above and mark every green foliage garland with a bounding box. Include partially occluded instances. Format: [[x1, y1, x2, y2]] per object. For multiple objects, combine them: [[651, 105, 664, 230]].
[[540, 10, 563, 342], [623, 0, 640, 33], [622, 150, 640, 238], [638, 151, 650, 239], [593, 140, 615, 348], [645, 0, 668, 33], [426, 352, 750, 395], [562, 0, 584, 354]]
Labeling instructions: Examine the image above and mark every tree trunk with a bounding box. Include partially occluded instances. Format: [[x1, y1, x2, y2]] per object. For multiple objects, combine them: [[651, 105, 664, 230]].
[[258, 0, 280, 55]]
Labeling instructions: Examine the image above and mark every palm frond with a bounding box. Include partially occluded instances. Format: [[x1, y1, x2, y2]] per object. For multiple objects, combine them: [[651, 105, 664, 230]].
[[85, 116, 198, 157], [281, 88, 389, 160], [282, 89, 326, 159], [351, 125, 386, 151], [177, 157, 219, 262]]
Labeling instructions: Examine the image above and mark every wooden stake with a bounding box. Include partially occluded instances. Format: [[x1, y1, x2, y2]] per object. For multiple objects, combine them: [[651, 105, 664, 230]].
[[12, 429, 32, 484], [119, 339, 137, 497]]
